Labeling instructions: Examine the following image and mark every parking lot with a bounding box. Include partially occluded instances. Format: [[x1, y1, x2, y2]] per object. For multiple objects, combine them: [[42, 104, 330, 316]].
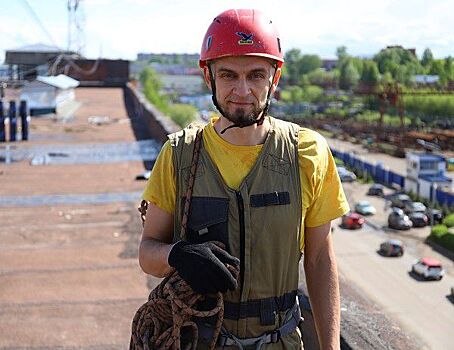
[[335, 180, 454, 350]]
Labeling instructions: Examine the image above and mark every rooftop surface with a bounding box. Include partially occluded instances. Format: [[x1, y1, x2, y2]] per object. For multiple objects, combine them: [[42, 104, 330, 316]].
[[0, 87, 156, 348]]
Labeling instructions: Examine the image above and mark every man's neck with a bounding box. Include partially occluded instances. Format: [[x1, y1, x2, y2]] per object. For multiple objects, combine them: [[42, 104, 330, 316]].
[[214, 116, 271, 146]]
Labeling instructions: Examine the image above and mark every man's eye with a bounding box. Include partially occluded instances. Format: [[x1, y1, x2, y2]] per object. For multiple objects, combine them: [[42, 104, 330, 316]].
[[220, 73, 235, 80], [250, 72, 265, 80]]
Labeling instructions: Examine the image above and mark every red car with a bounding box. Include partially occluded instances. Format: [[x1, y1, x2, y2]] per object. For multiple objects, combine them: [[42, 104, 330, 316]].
[[341, 213, 365, 229]]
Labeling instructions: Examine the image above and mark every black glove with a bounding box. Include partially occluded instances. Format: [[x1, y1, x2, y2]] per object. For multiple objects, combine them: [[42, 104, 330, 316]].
[[168, 241, 240, 294]]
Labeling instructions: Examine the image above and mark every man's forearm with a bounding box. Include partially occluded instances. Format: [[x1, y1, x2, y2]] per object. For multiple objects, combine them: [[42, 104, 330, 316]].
[[139, 238, 175, 278], [305, 248, 340, 350]]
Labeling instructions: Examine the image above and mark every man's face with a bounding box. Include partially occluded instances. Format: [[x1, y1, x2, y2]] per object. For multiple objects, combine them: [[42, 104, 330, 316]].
[[205, 56, 279, 125]]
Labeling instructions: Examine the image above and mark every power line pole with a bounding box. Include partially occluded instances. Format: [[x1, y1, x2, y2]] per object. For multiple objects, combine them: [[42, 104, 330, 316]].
[[67, 0, 85, 54]]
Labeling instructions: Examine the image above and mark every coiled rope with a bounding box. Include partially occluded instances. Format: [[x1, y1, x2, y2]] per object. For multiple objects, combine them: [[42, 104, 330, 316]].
[[130, 264, 238, 350]]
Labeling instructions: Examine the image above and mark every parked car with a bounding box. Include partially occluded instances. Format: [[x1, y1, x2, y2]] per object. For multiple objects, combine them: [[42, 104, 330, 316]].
[[379, 239, 404, 257], [337, 166, 356, 182], [425, 208, 444, 225], [341, 212, 364, 229], [390, 194, 412, 209], [388, 207, 413, 230], [411, 258, 445, 280], [408, 212, 429, 227], [354, 201, 376, 216], [404, 201, 427, 214], [367, 183, 384, 196]]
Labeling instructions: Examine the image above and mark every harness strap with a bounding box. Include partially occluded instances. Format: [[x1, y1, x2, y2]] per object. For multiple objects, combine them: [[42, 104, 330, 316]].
[[199, 290, 297, 324], [197, 301, 302, 350]]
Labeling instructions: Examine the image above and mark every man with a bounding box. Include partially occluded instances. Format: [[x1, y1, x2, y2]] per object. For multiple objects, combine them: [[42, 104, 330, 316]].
[[139, 9, 349, 349]]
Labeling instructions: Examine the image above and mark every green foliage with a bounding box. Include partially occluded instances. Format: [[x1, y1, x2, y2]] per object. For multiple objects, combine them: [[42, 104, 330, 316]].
[[339, 59, 360, 90], [307, 69, 339, 88], [280, 85, 323, 104], [429, 226, 454, 253], [443, 213, 454, 228], [283, 49, 303, 85], [282, 49, 321, 85], [373, 47, 422, 84], [299, 55, 322, 74], [166, 103, 197, 128], [354, 111, 411, 127], [431, 224, 448, 237], [421, 48, 434, 67], [360, 60, 380, 86], [336, 46, 348, 62], [140, 67, 169, 111], [403, 94, 454, 120]]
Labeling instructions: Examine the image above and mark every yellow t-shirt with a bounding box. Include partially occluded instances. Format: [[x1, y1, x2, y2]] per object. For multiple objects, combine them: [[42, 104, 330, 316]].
[[143, 118, 349, 251]]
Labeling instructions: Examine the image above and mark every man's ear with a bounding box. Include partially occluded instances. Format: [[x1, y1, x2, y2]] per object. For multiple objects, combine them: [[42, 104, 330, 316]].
[[203, 66, 212, 91], [271, 68, 281, 93]]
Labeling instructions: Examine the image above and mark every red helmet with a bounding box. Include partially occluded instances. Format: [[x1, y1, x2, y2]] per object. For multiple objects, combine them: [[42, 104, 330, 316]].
[[199, 9, 284, 68]]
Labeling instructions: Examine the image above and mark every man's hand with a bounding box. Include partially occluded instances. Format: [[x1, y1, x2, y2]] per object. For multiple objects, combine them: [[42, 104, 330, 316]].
[[168, 241, 240, 294]]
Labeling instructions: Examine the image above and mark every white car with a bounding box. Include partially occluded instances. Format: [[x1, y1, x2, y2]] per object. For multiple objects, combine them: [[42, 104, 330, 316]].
[[411, 258, 445, 280], [354, 201, 376, 215], [337, 166, 356, 182]]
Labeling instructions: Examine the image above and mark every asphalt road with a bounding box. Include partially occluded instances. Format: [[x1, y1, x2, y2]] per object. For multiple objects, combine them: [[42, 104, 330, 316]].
[[335, 181, 454, 350]]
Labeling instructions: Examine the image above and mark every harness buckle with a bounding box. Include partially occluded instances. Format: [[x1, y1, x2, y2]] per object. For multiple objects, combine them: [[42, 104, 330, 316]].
[[268, 329, 281, 343]]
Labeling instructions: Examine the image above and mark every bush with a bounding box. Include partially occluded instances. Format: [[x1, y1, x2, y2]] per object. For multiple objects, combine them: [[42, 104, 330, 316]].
[[431, 224, 448, 237], [166, 103, 197, 128], [442, 213, 454, 228]]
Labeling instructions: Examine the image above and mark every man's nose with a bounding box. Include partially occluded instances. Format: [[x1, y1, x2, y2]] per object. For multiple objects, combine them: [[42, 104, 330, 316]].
[[234, 78, 251, 96]]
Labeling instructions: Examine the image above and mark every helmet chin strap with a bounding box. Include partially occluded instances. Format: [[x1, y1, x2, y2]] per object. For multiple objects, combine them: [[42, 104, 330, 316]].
[[208, 63, 278, 135]]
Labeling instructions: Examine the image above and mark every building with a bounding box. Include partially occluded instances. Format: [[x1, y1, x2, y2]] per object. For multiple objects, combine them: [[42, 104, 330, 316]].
[[20, 74, 79, 115], [4, 44, 75, 81], [413, 75, 439, 86], [405, 152, 452, 201], [321, 59, 338, 71]]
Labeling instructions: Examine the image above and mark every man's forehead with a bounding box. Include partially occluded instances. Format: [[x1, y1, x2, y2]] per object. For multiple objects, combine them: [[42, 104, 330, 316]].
[[211, 56, 275, 71]]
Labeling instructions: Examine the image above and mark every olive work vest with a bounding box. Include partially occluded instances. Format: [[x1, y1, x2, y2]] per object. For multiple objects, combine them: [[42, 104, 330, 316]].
[[169, 117, 303, 349]]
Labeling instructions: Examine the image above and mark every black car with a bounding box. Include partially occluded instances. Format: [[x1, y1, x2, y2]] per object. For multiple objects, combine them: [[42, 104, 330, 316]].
[[388, 207, 413, 230], [367, 184, 384, 196], [408, 212, 428, 227], [425, 208, 444, 225], [379, 239, 404, 257], [390, 194, 412, 209]]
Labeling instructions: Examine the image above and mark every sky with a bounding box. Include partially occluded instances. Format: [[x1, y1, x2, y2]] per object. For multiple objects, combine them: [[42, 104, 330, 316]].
[[1, 0, 454, 63]]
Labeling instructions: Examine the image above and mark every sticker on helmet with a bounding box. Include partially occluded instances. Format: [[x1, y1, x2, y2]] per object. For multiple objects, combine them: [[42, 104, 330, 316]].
[[236, 32, 254, 45], [206, 36, 212, 50]]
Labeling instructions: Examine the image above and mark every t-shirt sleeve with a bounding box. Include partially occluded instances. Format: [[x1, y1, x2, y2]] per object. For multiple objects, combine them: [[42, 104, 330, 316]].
[[142, 140, 176, 214], [301, 131, 350, 228]]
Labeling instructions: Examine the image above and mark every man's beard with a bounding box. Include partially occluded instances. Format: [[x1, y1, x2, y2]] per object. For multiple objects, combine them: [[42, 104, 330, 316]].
[[222, 104, 265, 127]]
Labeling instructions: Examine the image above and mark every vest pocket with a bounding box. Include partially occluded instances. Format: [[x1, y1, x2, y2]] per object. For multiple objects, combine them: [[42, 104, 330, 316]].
[[185, 196, 230, 252]]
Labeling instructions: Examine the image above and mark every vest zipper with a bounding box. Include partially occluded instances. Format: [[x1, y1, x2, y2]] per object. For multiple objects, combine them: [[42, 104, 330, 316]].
[[235, 191, 246, 293]]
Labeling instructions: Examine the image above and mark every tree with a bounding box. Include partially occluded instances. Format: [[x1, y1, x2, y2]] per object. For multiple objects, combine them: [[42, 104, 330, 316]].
[[299, 55, 322, 75], [444, 56, 453, 81], [339, 59, 359, 90], [429, 60, 447, 86], [421, 48, 434, 67], [283, 48, 302, 85], [360, 60, 380, 86], [336, 46, 348, 61], [373, 47, 422, 83], [167, 103, 197, 127], [140, 67, 168, 112]]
